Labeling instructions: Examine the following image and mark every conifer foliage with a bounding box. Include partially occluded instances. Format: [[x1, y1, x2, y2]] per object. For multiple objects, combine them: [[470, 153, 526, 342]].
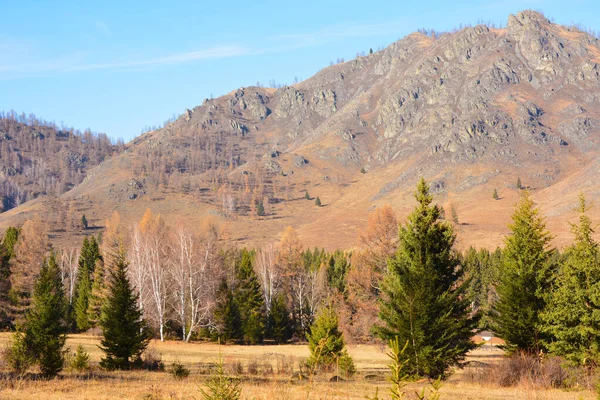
[[267, 294, 292, 344], [213, 278, 241, 342], [307, 303, 354, 375], [23, 253, 68, 377], [73, 236, 102, 331], [542, 195, 600, 364], [374, 178, 477, 378], [99, 249, 151, 370], [492, 191, 553, 353], [234, 250, 265, 344]]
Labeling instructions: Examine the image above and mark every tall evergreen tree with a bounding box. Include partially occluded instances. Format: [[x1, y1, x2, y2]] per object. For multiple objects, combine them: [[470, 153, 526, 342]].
[[87, 258, 107, 327], [326, 251, 350, 294], [542, 195, 600, 364], [267, 294, 292, 344], [374, 178, 478, 378], [462, 247, 500, 329], [73, 270, 92, 331], [73, 236, 102, 331], [24, 253, 68, 377], [99, 248, 151, 370], [213, 278, 242, 342], [492, 191, 553, 353], [234, 250, 265, 344]]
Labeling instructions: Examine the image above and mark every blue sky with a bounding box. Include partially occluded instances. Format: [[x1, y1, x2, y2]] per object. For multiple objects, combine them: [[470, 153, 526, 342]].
[[0, 0, 597, 142]]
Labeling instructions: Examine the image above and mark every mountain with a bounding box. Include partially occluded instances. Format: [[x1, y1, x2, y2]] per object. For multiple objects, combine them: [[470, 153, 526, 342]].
[[0, 112, 119, 211], [2, 10, 600, 250]]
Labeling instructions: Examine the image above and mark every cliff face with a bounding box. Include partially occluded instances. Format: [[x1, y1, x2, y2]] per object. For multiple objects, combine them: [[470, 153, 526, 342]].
[[159, 11, 600, 180], [3, 10, 600, 250]]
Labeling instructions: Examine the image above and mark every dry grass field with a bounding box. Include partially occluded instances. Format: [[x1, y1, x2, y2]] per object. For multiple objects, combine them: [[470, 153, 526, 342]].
[[0, 333, 595, 400]]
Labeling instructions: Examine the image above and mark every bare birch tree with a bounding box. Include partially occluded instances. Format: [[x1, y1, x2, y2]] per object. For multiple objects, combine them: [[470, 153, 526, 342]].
[[171, 221, 220, 342], [59, 247, 79, 305], [128, 226, 148, 313], [255, 244, 281, 315], [139, 209, 170, 342]]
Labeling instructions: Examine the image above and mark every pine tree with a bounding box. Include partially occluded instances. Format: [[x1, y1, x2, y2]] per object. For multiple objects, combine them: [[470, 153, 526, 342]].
[[73, 270, 91, 331], [267, 294, 292, 344], [516, 177, 523, 190], [542, 195, 600, 364], [374, 178, 478, 378], [462, 247, 499, 329], [2, 226, 19, 259], [307, 304, 354, 373], [493, 188, 499, 200], [99, 248, 151, 370], [87, 258, 107, 327], [73, 236, 102, 331], [234, 250, 265, 344], [81, 215, 88, 229], [199, 351, 241, 400], [305, 191, 310, 200], [450, 204, 459, 224], [315, 197, 322, 207], [326, 251, 349, 294], [255, 199, 265, 217], [491, 191, 553, 354], [24, 253, 68, 378], [213, 278, 242, 342]]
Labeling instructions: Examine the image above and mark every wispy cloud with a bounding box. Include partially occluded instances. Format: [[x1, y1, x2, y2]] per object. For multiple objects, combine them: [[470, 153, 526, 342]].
[[67, 45, 250, 71], [0, 45, 251, 78], [0, 20, 399, 79], [95, 21, 111, 37]]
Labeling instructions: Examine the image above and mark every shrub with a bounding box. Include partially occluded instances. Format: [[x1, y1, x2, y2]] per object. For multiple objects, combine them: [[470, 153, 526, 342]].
[[3, 332, 34, 375], [141, 349, 165, 371], [275, 355, 294, 375], [338, 349, 356, 377], [170, 361, 190, 379], [463, 353, 588, 390], [247, 360, 259, 375], [71, 344, 91, 372]]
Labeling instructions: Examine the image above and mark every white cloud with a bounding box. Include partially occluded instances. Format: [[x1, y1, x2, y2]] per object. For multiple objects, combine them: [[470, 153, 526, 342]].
[[0, 45, 251, 78], [67, 45, 250, 71]]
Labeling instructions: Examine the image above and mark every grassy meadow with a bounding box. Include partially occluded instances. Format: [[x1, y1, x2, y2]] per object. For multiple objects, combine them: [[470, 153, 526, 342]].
[[0, 333, 595, 400]]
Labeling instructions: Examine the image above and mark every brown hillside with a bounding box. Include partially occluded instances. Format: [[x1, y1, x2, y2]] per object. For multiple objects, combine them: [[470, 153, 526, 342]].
[[2, 10, 600, 251]]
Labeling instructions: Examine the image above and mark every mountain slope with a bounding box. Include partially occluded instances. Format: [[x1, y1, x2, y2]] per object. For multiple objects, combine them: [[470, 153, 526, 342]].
[[2, 10, 600, 250], [0, 112, 119, 212]]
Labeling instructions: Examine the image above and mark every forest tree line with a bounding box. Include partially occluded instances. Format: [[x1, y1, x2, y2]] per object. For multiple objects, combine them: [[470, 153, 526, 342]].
[[1, 179, 600, 379]]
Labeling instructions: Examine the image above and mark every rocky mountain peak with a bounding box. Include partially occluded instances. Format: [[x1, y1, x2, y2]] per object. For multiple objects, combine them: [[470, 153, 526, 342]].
[[507, 10, 551, 32]]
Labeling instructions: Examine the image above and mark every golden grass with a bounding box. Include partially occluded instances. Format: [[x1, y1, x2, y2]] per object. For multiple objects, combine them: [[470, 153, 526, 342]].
[[0, 333, 595, 399]]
